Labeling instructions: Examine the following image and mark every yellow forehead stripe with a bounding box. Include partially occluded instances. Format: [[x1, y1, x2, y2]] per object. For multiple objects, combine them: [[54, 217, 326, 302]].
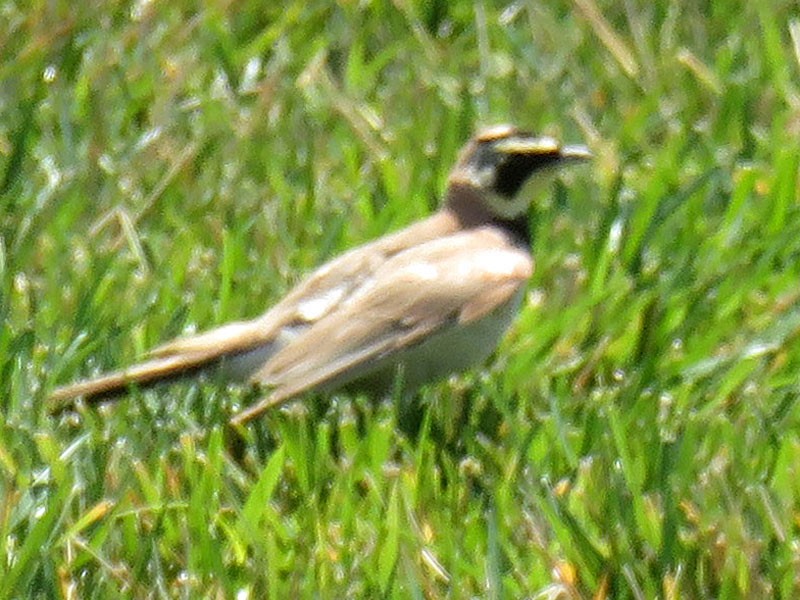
[[494, 136, 560, 154], [475, 125, 562, 154], [475, 124, 518, 141]]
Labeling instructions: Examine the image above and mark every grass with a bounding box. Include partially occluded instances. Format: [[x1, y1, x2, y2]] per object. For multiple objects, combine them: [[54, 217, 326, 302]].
[[2, 0, 800, 597]]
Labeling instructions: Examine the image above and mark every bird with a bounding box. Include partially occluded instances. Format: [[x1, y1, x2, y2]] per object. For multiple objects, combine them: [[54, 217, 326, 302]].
[[48, 125, 591, 426]]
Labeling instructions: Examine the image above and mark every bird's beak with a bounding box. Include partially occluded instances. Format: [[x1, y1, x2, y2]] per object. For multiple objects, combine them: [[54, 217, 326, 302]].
[[559, 144, 593, 163]]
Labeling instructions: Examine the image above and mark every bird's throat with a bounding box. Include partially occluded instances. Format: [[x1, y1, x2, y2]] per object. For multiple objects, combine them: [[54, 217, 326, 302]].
[[444, 182, 532, 247]]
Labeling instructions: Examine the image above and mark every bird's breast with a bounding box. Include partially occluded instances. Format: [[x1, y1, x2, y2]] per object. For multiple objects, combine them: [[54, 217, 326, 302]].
[[344, 285, 526, 397]]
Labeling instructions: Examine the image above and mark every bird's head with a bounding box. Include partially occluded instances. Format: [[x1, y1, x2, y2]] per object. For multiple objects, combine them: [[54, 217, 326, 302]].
[[447, 125, 591, 220]]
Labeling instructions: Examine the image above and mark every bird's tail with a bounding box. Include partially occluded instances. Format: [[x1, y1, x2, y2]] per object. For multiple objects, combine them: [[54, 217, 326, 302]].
[[48, 318, 280, 414], [48, 351, 222, 414]]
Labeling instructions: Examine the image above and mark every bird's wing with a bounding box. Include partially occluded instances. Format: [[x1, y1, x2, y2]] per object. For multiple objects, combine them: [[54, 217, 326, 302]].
[[231, 227, 532, 424], [150, 212, 460, 359]]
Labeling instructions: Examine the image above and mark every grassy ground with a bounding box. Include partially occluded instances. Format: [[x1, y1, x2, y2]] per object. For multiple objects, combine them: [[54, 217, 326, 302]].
[[2, 0, 800, 597]]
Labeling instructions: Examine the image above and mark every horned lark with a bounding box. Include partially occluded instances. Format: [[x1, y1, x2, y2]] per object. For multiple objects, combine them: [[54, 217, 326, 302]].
[[49, 125, 590, 425]]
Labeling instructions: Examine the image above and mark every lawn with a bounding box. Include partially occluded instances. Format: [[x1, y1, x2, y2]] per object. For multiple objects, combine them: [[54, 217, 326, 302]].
[[2, 0, 800, 597]]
